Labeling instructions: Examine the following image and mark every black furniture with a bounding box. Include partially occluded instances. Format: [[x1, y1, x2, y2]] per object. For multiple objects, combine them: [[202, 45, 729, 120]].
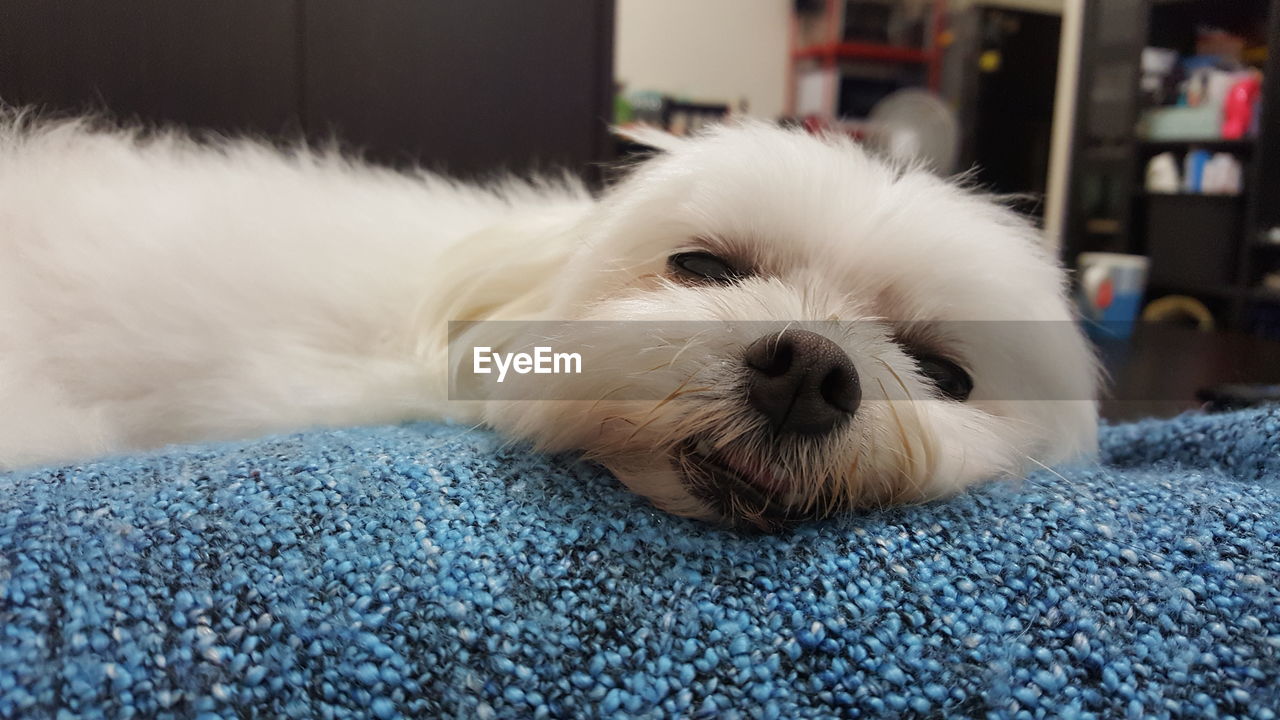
[[0, 0, 615, 181], [1061, 0, 1280, 336]]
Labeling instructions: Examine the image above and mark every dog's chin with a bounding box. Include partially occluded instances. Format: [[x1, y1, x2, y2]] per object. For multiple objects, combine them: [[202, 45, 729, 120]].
[[672, 437, 827, 532], [601, 433, 842, 533]]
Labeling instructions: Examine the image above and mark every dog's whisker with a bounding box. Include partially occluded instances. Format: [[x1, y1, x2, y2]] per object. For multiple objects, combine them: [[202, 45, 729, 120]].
[[588, 384, 639, 414]]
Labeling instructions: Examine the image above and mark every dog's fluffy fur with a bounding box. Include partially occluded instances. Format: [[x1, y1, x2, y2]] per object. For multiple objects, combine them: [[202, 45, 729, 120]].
[[0, 115, 1098, 527]]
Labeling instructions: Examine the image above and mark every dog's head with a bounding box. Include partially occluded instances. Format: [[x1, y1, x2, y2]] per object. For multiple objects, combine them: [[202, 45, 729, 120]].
[[482, 121, 1098, 530]]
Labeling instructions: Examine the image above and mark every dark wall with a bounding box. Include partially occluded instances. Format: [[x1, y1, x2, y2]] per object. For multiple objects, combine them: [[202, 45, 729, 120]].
[[0, 0, 615, 179], [970, 8, 1061, 215]]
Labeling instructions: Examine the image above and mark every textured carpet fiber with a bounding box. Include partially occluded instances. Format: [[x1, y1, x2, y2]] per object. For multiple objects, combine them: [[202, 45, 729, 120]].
[[2, 408, 1278, 719]]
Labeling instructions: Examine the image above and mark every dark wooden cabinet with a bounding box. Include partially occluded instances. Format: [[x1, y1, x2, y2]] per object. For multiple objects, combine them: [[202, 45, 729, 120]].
[[0, 0, 615, 180], [0, 1, 301, 133], [302, 0, 614, 177]]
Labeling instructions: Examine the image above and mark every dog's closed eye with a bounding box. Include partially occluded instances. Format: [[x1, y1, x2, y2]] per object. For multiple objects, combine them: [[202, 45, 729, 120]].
[[668, 251, 747, 284], [892, 328, 974, 402], [911, 353, 973, 401]]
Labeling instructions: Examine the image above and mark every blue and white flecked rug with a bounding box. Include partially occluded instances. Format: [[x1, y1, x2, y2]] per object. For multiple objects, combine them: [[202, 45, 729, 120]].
[[2, 408, 1277, 719]]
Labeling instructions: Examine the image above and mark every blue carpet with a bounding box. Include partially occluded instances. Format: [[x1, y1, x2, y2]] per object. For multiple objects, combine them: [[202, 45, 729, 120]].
[[1, 408, 1278, 719]]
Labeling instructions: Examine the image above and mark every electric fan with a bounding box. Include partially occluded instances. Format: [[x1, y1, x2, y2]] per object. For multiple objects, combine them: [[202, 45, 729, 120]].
[[864, 88, 960, 175]]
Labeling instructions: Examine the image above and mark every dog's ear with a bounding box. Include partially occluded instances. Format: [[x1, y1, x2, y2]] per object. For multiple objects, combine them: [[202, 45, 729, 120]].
[[611, 124, 687, 154]]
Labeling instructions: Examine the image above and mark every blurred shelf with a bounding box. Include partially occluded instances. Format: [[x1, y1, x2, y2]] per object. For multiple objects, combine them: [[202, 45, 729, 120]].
[[1251, 287, 1280, 303], [1149, 283, 1243, 299], [1082, 144, 1134, 161], [1137, 138, 1255, 153], [793, 42, 932, 64], [1138, 192, 1246, 200], [1085, 218, 1123, 235]]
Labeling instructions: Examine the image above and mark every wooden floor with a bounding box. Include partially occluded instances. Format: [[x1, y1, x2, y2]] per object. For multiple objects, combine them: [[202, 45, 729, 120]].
[[1096, 324, 1280, 422]]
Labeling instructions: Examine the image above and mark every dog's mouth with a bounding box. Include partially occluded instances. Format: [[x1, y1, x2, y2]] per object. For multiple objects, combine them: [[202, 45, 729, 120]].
[[674, 437, 827, 531]]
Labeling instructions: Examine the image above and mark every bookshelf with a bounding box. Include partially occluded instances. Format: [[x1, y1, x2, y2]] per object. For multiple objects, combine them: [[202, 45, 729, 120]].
[[787, 0, 949, 120], [1062, 0, 1280, 336]]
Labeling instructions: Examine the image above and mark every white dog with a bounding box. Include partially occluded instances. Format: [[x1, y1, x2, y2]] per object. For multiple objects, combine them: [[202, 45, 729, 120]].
[[0, 114, 1098, 529]]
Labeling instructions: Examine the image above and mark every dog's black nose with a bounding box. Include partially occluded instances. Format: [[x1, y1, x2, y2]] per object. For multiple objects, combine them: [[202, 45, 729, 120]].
[[744, 329, 860, 436]]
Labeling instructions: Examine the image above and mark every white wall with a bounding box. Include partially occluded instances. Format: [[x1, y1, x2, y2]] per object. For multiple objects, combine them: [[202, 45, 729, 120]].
[[615, 0, 791, 119]]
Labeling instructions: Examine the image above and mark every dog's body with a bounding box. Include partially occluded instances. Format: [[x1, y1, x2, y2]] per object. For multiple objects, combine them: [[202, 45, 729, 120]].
[[0, 116, 1098, 528], [0, 117, 584, 466]]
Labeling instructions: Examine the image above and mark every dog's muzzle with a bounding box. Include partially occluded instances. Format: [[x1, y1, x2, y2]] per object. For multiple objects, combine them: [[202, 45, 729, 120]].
[[744, 329, 860, 436], [674, 329, 859, 530]]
